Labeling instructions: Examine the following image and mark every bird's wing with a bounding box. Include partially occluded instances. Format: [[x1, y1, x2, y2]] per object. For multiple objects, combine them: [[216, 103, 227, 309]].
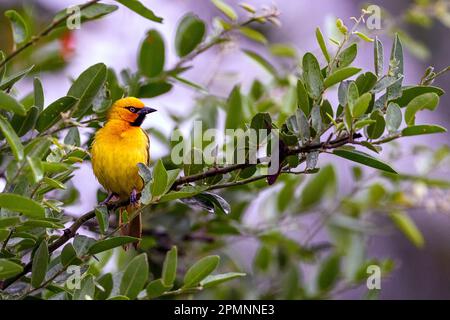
[[142, 128, 150, 165]]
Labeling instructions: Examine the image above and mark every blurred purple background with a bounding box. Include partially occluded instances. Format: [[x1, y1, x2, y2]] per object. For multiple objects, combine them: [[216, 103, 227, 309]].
[[2, 0, 449, 299]]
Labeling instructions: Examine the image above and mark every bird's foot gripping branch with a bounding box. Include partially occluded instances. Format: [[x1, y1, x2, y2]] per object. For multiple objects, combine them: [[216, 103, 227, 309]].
[[0, 0, 449, 300]]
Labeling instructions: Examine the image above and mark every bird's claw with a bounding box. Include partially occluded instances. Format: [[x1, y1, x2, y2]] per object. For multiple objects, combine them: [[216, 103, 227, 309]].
[[130, 189, 138, 207]]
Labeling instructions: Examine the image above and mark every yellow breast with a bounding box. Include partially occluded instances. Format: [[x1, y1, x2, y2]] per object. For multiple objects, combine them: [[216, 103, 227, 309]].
[[91, 119, 149, 198]]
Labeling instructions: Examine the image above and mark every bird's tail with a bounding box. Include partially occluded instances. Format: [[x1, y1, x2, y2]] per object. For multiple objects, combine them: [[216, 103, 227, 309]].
[[119, 204, 141, 250]]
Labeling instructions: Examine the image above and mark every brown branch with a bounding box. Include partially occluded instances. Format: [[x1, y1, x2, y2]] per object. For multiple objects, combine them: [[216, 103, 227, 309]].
[[0, 133, 361, 291]]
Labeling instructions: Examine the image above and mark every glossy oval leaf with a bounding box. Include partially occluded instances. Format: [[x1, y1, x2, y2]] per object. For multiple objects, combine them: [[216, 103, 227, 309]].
[[324, 67, 361, 89], [5, 10, 29, 45], [401, 124, 447, 136], [31, 240, 49, 288], [352, 92, 372, 118], [175, 14, 206, 57], [146, 279, 171, 299], [0, 91, 26, 115], [333, 149, 397, 173], [404, 92, 439, 126], [386, 102, 402, 132], [35, 96, 78, 132], [0, 259, 24, 280], [200, 272, 246, 288], [0, 193, 45, 218], [302, 52, 324, 100], [183, 255, 220, 288], [68, 63, 107, 118], [0, 115, 24, 161], [115, 0, 162, 22], [120, 253, 149, 299], [392, 85, 444, 107], [138, 30, 165, 78], [88, 236, 140, 254], [162, 246, 178, 286]]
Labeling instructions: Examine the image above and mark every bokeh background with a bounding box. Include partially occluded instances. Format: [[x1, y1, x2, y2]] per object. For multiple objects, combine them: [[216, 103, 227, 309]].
[[1, 0, 449, 299]]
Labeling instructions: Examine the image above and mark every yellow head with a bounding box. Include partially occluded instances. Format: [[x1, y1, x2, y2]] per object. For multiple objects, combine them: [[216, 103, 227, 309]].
[[107, 97, 157, 126]]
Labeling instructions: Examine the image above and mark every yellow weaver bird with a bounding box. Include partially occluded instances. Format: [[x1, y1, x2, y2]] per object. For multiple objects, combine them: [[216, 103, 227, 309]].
[[91, 97, 156, 249]]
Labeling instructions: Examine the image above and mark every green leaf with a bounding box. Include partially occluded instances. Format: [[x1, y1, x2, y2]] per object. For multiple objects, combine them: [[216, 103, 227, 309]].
[[353, 31, 374, 42], [352, 92, 372, 118], [138, 30, 165, 78], [195, 192, 231, 215], [73, 275, 95, 300], [162, 246, 178, 287], [211, 0, 238, 20], [73, 235, 96, 256], [239, 27, 267, 44], [387, 34, 404, 100], [401, 124, 447, 136], [315, 27, 330, 62], [355, 72, 377, 94], [89, 236, 140, 254], [138, 81, 172, 98], [19, 219, 64, 230], [61, 243, 82, 266], [0, 114, 24, 161], [302, 52, 324, 100], [35, 96, 78, 132], [175, 14, 206, 57], [300, 165, 335, 209], [347, 82, 359, 116], [146, 279, 171, 299], [53, 4, 118, 28], [366, 110, 385, 139], [225, 85, 243, 129], [243, 50, 277, 76], [137, 163, 152, 184], [33, 77, 44, 111], [297, 79, 310, 115], [0, 65, 34, 91], [389, 211, 424, 248], [151, 159, 168, 197], [404, 92, 439, 126], [94, 206, 109, 235], [200, 272, 246, 288], [120, 253, 149, 299], [374, 37, 384, 76], [31, 240, 49, 288], [323, 67, 361, 89], [286, 109, 309, 143], [0, 193, 45, 218], [107, 295, 130, 300], [269, 43, 297, 58], [5, 10, 29, 45], [386, 102, 402, 132], [115, 0, 162, 23], [333, 149, 397, 173], [0, 217, 20, 228], [183, 255, 220, 288], [69, 63, 107, 118], [392, 85, 444, 106], [335, 43, 357, 69], [0, 259, 23, 280], [11, 106, 39, 137], [95, 273, 113, 300], [317, 254, 340, 292], [0, 91, 26, 115], [26, 156, 44, 183]]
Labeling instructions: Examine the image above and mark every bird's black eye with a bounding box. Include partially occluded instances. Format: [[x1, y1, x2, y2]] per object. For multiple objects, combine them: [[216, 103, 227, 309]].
[[126, 107, 137, 113]]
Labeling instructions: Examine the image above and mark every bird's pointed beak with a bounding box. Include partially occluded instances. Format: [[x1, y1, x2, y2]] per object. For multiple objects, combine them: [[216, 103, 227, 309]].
[[138, 106, 157, 115]]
